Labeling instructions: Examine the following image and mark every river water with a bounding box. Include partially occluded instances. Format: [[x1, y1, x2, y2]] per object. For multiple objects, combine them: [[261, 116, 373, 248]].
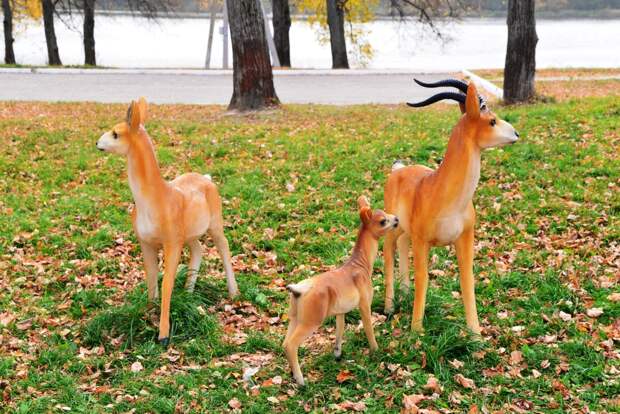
[[3, 15, 620, 70]]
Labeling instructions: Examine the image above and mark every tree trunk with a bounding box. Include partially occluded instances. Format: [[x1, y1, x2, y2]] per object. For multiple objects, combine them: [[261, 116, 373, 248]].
[[326, 0, 348, 69], [2, 0, 15, 64], [271, 0, 291, 67], [42, 0, 62, 65], [83, 0, 96, 66], [503, 0, 537, 104], [226, 0, 279, 111]]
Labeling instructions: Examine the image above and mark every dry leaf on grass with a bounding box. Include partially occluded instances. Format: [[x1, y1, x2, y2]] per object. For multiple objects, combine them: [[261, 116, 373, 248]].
[[454, 374, 476, 389], [336, 369, 355, 383], [586, 307, 604, 318], [423, 376, 442, 393], [510, 350, 523, 365], [228, 398, 242, 409], [130, 361, 143, 372], [336, 400, 367, 411]]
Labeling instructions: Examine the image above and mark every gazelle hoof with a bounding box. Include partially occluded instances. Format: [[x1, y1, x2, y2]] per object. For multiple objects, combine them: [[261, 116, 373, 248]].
[[159, 337, 170, 347]]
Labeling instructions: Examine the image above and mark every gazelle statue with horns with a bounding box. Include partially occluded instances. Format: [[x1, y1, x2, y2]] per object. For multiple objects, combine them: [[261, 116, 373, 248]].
[[96, 98, 238, 346], [383, 79, 519, 334]]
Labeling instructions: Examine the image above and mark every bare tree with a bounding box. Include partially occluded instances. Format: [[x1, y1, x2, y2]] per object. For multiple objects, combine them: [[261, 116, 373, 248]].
[[503, 0, 537, 103], [2, 0, 15, 64], [388, 0, 465, 39], [226, 0, 279, 111], [326, 0, 348, 69], [83, 0, 96, 65], [75, 0, 172, 67], [271, 0, 291, 67], [42, 0, 62, 65]]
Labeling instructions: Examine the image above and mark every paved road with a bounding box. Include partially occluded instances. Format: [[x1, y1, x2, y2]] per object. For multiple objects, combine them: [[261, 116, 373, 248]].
[[0, 70, 453, 105]]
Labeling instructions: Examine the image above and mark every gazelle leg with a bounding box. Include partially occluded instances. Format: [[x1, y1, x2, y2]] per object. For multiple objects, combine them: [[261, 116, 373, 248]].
[[185, 239, 202, 293], [158, 242, 183, 346], [283, 323, 319, 386], [397, 234, 411, 293], [383, 230, 399, 314], [140, 240, 159, 302], [411, 242, 430, 331], [209, 224, 238, 298], [334, 314, 345, 359], [359, 297, 378, 351], [455, 227, 481, 335]]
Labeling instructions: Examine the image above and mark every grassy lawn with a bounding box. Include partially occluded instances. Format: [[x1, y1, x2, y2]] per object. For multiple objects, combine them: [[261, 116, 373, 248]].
[[0, 98, 618, 413]]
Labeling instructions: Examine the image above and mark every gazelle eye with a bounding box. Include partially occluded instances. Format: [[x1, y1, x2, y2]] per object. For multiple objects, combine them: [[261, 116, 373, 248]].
[[380, 219, 386, 226], [112, 131, 118, 139], [490, 119, 496, 127]]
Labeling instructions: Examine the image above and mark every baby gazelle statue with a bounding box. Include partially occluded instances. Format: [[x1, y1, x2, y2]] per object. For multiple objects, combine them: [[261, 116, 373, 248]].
[[383, 79, 519, 334], [283, 196, 398, 385], [96, 98, 238, 346]]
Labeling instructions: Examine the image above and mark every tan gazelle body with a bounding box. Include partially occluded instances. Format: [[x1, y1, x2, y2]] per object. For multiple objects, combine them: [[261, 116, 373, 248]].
[[96, 98, 238, 345], [383, 80, 519, 334], [283, 196, 398, 385]]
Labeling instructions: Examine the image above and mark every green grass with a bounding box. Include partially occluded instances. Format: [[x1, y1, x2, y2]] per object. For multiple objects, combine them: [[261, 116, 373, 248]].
[[0, 98, 618, 413]]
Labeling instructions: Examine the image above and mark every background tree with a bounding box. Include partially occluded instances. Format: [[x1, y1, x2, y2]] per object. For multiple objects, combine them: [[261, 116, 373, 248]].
[[2, 0, 16, 64], [42, 0, 61, 65], [503, 0, 538, 103], [326, 0, 348, 68], [296, 0, 377, 68], [226, 0, 279, 111], [388, 0, 465, 38], [82, 0, 95, 65], [271, 0, 291, 67]]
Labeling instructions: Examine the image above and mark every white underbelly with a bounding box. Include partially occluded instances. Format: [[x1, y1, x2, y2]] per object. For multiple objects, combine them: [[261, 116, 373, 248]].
[[136, 211, 159, 241], [331, 291, 360, 315], [434, 216, 465, 245]]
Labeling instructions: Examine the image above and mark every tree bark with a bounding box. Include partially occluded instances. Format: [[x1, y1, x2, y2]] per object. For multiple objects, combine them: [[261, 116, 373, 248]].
[[226, 0, 279, 111], [326, 0, 348, 69], [503, 0, 537, 104], [2, 0, 15, 64], [83, 0, 96, 66], [271, 0, 291, 67], [42, 0, 62, 65]]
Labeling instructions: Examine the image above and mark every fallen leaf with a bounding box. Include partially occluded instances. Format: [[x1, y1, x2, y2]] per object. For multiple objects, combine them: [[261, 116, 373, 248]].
[[336, 400, 367, 411], [267, 396, 279, 404], [454, 374, 475, 389], [510, 350, 523, 365], [271, 375, 283, 385], [403, 394, 426, 412], [586, 307, 604, 318], [449, 359, 464, 369], [558, 311, 572, 322], [336, 369, 355, 383], [130, 361, 143, 372], [228, 398, 242, 409], [242, 366, 260, 382], [423, 375, 442, 394], [608, 292, 620, 302], [0, 312, 15, 326]]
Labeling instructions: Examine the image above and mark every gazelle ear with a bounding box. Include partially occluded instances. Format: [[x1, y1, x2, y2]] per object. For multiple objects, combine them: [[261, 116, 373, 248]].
[[359, 206, 372, 224], [357, 195, 370, 210], [465, 82, 480, 120], [126, 100, 140, 133], [137, 97, 148, 125]]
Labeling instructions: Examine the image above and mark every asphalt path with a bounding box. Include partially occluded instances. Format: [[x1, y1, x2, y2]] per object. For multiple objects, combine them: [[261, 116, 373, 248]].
[[0, 70, 454, 105]]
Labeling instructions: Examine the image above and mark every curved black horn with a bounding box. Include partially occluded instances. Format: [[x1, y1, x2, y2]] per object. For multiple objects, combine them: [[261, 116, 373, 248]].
[[407, 92, 466, 108], [414, 78, 487, 109], [414, 78, 469, 94]]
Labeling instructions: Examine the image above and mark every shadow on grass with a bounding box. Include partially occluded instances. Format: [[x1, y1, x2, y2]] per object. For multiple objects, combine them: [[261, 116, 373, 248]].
[[83, 266, 225, 350]]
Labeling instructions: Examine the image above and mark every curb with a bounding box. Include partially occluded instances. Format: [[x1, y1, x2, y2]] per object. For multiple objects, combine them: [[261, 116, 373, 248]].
[[0, 67, 453, 76]]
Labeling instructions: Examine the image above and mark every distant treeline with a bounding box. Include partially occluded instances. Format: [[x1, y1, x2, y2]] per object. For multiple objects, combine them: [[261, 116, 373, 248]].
[[92, 0, 620, 17]]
